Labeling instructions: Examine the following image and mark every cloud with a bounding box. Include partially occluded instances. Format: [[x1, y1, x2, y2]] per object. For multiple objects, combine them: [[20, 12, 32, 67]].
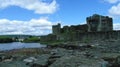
[[0, 18, 58, 35], [104, 0, 120, 3], [0, 0, 58, 14], [103, 0, 120, 17], [109, 3, 120, 16], [113, 23, 120, 30]]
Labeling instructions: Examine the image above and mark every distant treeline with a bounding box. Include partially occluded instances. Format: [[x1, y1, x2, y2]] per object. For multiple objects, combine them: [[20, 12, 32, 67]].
[[0, 35, 41, 43], [0, 36, 13, 43], [0, 35, 32, 38]]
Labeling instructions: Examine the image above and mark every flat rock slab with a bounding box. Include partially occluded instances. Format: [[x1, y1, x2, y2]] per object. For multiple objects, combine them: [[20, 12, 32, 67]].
[[0, 61, 29, 67], [49, 55, 104, 67], [33, 54, 50, 66]]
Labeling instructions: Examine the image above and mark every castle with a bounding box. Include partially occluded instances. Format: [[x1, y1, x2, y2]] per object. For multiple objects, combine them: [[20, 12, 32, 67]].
[[40, 14, 120, 42]]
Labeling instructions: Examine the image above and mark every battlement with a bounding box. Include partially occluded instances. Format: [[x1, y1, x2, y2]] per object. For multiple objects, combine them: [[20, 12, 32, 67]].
[[61, 24, 88, 33]]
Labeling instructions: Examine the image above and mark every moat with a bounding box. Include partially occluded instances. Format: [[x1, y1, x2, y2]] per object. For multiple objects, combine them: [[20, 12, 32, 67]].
[[0, 42, 46, 51]]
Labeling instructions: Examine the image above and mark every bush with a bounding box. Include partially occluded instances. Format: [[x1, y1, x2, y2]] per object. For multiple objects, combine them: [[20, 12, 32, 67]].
[[82, 37, 91, 43], [0, 36, 13, 43]]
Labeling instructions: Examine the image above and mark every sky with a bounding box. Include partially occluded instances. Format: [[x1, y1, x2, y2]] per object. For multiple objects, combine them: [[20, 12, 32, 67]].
[[0, 0, 120, 35]]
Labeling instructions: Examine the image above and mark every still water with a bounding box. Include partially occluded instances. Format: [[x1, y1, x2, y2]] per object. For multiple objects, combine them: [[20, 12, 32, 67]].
[[0, 42, 46, 51]]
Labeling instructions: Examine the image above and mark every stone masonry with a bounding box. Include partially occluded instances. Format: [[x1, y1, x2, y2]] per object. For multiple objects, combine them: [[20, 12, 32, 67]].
[[87, 14, 113, 32], [41, 14, 119, 42]]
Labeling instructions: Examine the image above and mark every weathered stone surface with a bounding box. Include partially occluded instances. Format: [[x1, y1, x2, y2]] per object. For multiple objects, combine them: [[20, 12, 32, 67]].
[[23, 57, 37, 63], [23, 54, 51, 67], [0, 55, 13, 62], [50, 48, 68, 56], [49, 55, 103, 67], [0, 61, 29, 67], [109, 56, 120, 67], [34, 54, 50, 66]]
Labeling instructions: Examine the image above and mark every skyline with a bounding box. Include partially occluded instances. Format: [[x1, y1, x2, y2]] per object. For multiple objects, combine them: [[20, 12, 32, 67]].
[[0, 0, 120, 35]]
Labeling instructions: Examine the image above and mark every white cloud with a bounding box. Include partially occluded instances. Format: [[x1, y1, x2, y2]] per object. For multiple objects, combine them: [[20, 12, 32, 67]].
[[0, 0, 58, 14], [104, 0, 120, 3], [113, 23, 120, 30], [109, 3, 120, 16], [0, 18, 57, 35]]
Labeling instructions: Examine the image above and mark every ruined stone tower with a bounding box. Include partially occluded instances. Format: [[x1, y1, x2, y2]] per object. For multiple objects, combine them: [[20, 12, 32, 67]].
[[86, 14, 113, 32], [52, 23, 61, 35]]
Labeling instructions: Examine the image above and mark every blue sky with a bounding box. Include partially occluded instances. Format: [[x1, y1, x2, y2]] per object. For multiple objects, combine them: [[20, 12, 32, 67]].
[[0, 0, 120, 35]]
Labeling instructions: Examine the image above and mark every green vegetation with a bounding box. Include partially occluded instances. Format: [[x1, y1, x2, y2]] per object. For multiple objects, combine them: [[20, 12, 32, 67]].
[[82, 37, 91, 43], [23, 36, 40, 43], [0, 36, 13, 43]]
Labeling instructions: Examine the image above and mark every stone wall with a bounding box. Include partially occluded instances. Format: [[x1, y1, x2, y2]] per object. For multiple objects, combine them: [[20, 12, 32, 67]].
[[40, 30, 120, 42], [40, 34, 57, 42], [59, 30, 120, 41]]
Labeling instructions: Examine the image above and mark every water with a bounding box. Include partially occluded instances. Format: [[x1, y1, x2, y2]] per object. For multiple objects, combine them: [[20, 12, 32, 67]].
[[0, 42, 46, 51]]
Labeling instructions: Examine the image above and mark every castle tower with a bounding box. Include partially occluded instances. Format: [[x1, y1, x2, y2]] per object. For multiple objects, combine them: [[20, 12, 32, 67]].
[[52, 23, 61, 35], [86, 14, 113, 32]]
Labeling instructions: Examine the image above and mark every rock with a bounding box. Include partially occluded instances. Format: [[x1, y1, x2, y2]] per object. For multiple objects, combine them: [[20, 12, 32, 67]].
[[30, 54, 50, 67], [50, 48, 74, 57], [111, 56, 120, 67], [49, 55, 61, 59], [48, 58, 59, 65], [49, 55, 103, 67], [100, 53, 120, 67], [116, 56, 120, 64], [23, 57, 37, 63], [0, 61, 29, 67], [101, 53, 120, 62], [0, 55, 13, 62], [100, 61, 109, 67], [12, 55, 25, 61]]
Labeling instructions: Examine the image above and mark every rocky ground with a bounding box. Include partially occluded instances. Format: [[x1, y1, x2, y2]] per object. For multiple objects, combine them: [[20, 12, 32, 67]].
[[0, 39, 120, 67]]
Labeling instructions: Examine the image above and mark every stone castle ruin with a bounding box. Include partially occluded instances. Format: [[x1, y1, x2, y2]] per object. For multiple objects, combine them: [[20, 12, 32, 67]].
[[41, 14, 120, 42]]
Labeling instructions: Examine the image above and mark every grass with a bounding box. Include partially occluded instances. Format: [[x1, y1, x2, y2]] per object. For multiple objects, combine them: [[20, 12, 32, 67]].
[[82, 37, 91, 43]]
